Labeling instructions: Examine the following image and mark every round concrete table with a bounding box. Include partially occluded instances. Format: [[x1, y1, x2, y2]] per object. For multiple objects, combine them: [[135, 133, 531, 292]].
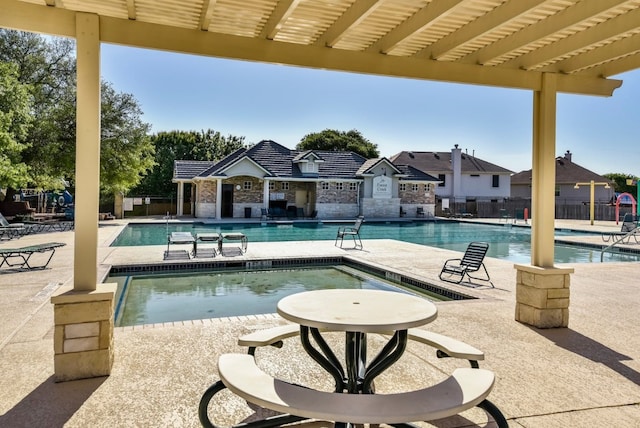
[[277, 289, 438, 393]]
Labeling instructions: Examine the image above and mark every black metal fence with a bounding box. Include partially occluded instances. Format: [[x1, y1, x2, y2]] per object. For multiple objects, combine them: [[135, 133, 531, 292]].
[[437, 200, 631, 222]]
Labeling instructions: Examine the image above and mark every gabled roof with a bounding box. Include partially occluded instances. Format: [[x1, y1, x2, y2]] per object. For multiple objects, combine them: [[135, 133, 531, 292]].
[[356, 158, 402, 176], [395, 165, 441, 182], [389, 151, 512, 175], [173, 140, 369, 181], [292, 150, 325, 163], [511, 154, 613, 185]]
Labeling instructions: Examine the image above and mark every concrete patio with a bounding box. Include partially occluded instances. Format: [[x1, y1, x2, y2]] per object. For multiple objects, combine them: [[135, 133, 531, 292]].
[[1, 218, 639, 427]]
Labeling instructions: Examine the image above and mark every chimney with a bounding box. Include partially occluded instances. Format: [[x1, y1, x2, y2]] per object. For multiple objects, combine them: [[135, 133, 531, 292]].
[[451, 145, 462, 202], [564, 150, 572, 162]]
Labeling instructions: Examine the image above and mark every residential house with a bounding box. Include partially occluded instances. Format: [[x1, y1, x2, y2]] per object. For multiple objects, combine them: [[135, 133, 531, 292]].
[[173, 140, 440, 219], [390, 145, 513, 214], [511, 151, 614, 204]]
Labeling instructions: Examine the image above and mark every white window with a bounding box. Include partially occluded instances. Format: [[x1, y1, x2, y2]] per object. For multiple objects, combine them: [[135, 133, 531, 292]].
[[269, 182, 275, 190], [321, 182, 329, 190], [281, 182, 289, 190], [412, 184, 419, 192], [399, 183, 406, 191], [349, 183, 357, 191], [243, 181, 252, 190], [336, 182, 344, 191]]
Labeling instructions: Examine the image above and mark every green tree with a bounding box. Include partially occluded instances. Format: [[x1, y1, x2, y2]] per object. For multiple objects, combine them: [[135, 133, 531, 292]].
[[0, 29, 154, 197], [0, 62, 32, 190], [603, 173, 637, 195], [297, 129, 379, 158], [131, 130, 245, 197]]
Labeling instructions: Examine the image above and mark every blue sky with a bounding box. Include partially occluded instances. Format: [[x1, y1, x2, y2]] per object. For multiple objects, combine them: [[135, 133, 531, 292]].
[[101, 44, 639, 176]]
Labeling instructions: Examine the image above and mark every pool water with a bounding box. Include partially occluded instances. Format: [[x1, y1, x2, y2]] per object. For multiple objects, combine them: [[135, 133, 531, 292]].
[[111, 221, 639, 263], [110, 266, 441, 327]]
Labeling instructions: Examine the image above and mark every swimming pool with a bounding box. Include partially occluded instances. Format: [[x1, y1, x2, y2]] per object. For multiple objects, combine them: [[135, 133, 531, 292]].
[[110, 266, 447, 327], [111, 221, 639, 263]]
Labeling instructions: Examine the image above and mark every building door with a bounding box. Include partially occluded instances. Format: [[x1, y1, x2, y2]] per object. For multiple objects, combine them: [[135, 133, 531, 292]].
[[221, 184, 234, 217]]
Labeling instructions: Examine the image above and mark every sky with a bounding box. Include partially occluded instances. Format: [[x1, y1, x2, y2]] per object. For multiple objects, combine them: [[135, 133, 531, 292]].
[[100, 44, 640, 177]]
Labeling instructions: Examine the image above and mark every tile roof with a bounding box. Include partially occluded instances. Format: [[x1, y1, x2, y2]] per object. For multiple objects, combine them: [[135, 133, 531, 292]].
[[389, 151, 512, 175], [173, 140, 369, 181], [173, 160, 215, 180], [511, 155, 613, 185], [394, 165, 440, 182]]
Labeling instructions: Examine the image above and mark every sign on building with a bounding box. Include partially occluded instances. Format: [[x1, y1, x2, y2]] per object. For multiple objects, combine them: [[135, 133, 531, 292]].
[[372, 175, 392, 199]]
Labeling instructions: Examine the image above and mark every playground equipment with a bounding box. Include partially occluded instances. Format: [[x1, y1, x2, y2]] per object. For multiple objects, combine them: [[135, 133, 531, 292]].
[[614, 192, 636, 225]]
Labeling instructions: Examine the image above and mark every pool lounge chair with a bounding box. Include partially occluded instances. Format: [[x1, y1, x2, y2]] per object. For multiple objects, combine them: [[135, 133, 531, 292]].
[[335, 216, 364, 249], [164, 231, 195, 260], [0, 242, 66, 270], [439, 241, 493, 287], [602, 213, 639, 244]]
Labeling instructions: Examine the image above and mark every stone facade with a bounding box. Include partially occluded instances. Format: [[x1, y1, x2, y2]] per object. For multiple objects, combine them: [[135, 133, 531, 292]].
[[362, 198, 401, 218], [514, 264, 574, 328], [51, 283, 116, 382]]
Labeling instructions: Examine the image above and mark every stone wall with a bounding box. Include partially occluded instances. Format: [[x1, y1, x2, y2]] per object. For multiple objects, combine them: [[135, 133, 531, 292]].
[[317, 203, 360, 219], [197, 180, 217, 204], [514, 264, 573, 328], [399, 183, 435, 204], [362, 198, 401, 218]]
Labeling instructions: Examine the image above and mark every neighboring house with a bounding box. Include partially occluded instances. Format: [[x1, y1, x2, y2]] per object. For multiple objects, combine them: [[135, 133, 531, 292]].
[[390, 145, 513, 205], [511, 151, 614, 204], [173, 140, 440, 219]]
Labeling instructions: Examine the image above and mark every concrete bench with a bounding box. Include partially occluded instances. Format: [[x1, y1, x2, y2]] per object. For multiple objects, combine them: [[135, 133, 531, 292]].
[[238, 324, 484, 366], [217, 353, 497, 425]]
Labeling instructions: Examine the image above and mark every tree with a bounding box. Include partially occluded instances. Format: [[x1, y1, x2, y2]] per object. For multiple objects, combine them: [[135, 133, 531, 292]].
[[297, 129, 379, 158], [131, 130, 245, 197], [0, 29, 155, 197], [0, 62, 32, 190], [603, 173, 637, 195]]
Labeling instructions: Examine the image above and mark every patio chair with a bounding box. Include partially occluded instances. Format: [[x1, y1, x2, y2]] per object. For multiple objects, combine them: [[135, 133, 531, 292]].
[[417, 206, 425, 218], [260, 208, 272, 220], [164, 231, 195, 260], [601, 213, 639, 243], [335, 216, 364, 249], [0, 242, 66, 270], [307, 210, 318, 220], [439, 241, 493, 287]]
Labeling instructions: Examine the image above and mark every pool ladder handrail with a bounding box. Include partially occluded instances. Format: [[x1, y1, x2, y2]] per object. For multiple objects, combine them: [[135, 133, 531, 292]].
[[600, 227, 640, 262]]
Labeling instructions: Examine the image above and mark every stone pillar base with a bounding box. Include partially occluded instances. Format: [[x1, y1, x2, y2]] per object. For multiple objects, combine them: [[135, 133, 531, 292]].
[[51, 283, 116, 382], [514, 264, 573, 328]]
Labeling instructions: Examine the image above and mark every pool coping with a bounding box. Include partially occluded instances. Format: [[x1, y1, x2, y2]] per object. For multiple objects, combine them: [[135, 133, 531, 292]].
[[106, 255, 478, 303]]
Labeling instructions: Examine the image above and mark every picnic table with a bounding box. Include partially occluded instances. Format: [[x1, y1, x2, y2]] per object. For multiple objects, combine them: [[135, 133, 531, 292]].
[[199, 289, 507, 427]]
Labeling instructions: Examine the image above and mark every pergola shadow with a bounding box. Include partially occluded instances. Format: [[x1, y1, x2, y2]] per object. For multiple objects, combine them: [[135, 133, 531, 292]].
[[531, 327, 640, 386], [0, 375, 106, 427]]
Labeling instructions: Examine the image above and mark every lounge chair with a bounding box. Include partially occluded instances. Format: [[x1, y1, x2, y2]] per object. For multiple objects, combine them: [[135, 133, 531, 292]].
[[0, 242, 66, 270], [260, 208, 272, 220], [296, 207, 305, 218], [307, 210, 318, 220], [417, 206, 425, 218], [439, 241, 493, 287], [602, 213, 639, 244], [0, 213, 29, 239], [335, 216, 364, 249], [164, 231, 195, 260]]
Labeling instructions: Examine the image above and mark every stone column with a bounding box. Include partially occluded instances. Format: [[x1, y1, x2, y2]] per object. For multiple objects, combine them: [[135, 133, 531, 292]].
[[51, 283, 116, 381], [514, 265, 573, 328]]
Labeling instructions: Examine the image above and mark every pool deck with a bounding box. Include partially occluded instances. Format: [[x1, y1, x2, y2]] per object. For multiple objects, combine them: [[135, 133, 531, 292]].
[[1, 217, 639, 427]]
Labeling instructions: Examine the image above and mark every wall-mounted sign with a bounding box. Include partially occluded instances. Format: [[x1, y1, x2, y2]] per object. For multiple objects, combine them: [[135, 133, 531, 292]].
[[372, 175, 392, 199]]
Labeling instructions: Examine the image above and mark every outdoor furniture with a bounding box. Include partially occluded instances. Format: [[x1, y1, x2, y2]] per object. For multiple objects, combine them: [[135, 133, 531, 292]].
[[335, 216, 364, 249], [400, 206, 407, 217], [219, 232, 247, 254], [499, 209, 511, 222], [198, 289, 507, 427], [164, 231, 195, 260], [601, 213, 639, 244], [307, 210, 318, 220], [0, 242, 66, 270], [193, 233, 220, 258], [439, 241, 493, 287], [417, 206, 425, 217]]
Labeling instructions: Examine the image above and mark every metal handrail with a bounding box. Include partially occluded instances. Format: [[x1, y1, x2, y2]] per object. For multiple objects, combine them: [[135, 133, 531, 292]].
[[600, 228, 639, 262]]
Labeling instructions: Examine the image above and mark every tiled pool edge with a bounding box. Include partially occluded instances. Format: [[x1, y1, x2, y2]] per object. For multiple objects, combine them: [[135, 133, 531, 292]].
[[107, 256, 476, 302]]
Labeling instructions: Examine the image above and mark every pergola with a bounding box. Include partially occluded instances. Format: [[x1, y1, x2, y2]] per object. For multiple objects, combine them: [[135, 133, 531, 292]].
[[2, 0, 639, 380]]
